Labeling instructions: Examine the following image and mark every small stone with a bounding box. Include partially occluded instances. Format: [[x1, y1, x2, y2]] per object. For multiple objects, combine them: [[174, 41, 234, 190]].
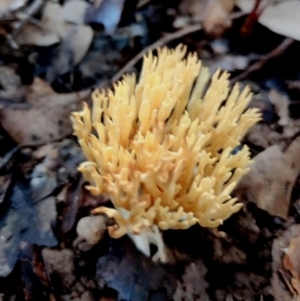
[[76, 215, 106, 245]]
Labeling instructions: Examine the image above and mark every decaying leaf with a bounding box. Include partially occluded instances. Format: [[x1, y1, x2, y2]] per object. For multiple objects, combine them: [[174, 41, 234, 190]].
[[0, 184, 57, 277], [284, 235, 300, 296], [272, 225, 300, 301], [236, 136, 300, 219], [237, 0, 300, 41], [0, 78, 89, 146]]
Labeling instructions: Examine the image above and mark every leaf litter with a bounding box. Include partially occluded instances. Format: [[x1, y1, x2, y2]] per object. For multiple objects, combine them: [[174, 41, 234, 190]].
[[1, 0, 300, 300]]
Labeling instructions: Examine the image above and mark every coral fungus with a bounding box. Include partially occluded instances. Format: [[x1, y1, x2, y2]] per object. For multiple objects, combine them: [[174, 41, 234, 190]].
[[71, 44, 261, 261]]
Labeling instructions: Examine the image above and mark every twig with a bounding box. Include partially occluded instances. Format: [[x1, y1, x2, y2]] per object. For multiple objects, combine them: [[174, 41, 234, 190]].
[[110, 11, 246, 84], [231, 37, 295, 84], [111, 24, 202, 83]]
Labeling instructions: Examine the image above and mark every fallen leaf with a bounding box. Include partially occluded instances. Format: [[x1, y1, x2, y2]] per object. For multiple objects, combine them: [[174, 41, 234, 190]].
[[0, 78, 89, 146], [272, 224, 300, 301], [60, 175, 84, 234], [85, 0, 126, 34], [236, 136, 300, 219], [237, 0, 300, 41], [47, 24, 94, 81], [41, 1, 68, 38], [284, 235, 300, 296], [64, 25, 93, 65], [15, 23, 60, 46], [0, 178, 57, 277], [0, 0, 27, 15], [62, 0, 90, 24], [17, 1, 93, 49], [173, 260, 209, 301]]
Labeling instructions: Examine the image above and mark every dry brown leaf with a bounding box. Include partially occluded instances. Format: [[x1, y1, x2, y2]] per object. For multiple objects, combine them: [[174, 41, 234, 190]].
[[272, 225, 300, 300], [237, 0, 300, 41], [284, 237, 300, 280], [0, 78, 89, 146], [236, 136, 300, 219], [283, 235, 300, 296]]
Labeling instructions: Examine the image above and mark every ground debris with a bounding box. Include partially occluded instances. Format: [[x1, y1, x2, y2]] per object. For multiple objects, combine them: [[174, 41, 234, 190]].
[[272, 225, 300, 301], [96, 236, 177, 301], [0, 78, 89, 145], [236, 136, 300, 219]]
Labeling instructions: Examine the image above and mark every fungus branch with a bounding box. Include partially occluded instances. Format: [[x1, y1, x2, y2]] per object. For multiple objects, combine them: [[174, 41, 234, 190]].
[[71, 44, 261, 262]]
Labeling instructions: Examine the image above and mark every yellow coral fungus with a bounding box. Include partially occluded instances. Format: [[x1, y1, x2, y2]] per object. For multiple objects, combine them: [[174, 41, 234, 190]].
[[71, 44, 260, 260]]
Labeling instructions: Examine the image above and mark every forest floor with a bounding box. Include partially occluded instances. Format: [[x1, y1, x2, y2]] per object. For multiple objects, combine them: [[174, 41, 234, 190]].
[[1, 0, 300, 300]]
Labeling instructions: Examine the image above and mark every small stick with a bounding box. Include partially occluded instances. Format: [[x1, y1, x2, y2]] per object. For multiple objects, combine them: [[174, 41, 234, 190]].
[[110, 12, 246, 84], [111, 24, 202, 83], [231, 37, 294, 84]]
